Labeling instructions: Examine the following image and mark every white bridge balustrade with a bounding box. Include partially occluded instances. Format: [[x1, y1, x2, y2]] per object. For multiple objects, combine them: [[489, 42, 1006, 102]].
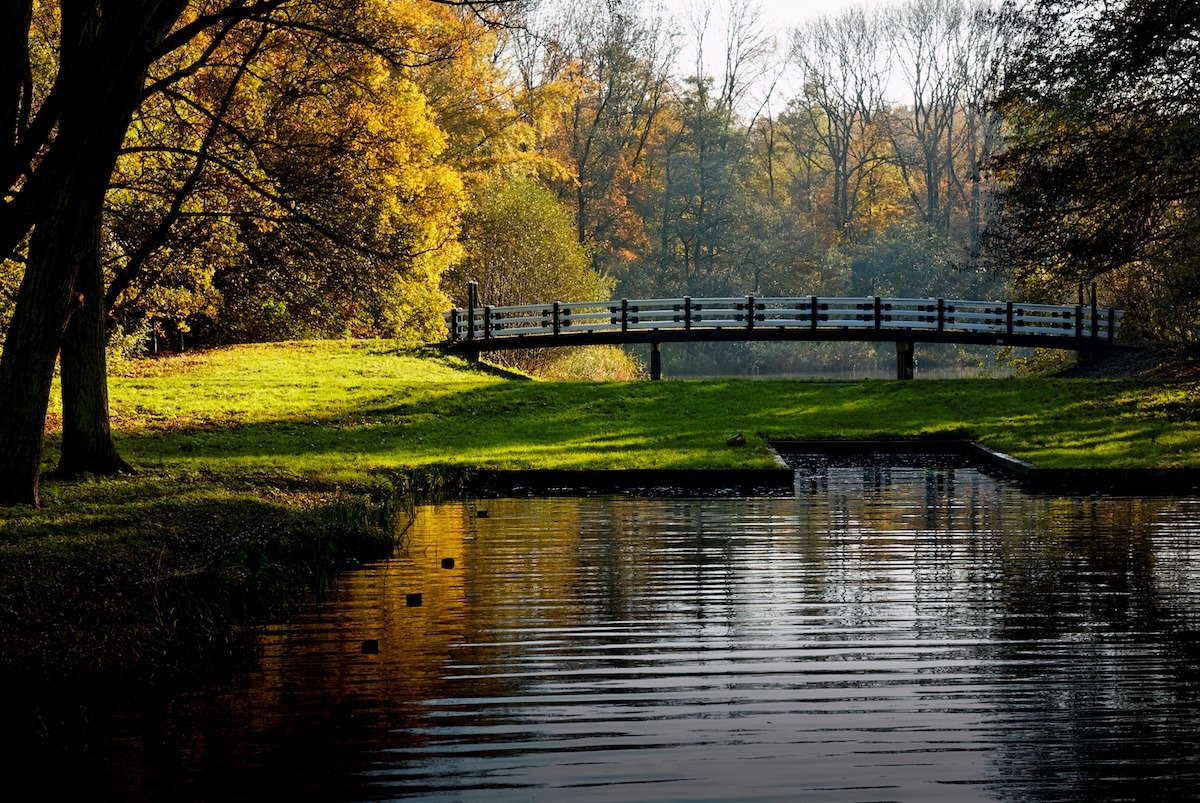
[[442, 291, 1123, 380]]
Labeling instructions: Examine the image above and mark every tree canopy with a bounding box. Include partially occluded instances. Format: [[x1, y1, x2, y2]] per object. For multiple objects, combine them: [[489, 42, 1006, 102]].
[[0, 0, 514, 504], [988, 0, 1200, 339]]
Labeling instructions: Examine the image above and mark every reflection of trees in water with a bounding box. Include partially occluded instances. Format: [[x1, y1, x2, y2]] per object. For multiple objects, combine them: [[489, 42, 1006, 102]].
[[293, 482, 1200, 802], [969, 494, 1200, 801], [792, 462, 1200, 800]]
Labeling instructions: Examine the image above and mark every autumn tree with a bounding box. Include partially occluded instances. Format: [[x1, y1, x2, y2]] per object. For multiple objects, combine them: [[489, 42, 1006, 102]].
[[509, 0, 677, 286], [731, 109, 829, 295], [885, 0, 975, 234], [958, 1, 1003, 253], [443, 172, 612, 372], [415, 4, 541, 183], [446, 173, 610, 305], [649, 0, 776, 296], [106, 2, 466, 346]]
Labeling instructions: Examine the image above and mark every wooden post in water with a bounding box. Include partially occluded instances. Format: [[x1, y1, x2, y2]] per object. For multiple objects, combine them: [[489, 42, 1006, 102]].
[[650, 342, 662, 381], [896, 340, 915, 380]]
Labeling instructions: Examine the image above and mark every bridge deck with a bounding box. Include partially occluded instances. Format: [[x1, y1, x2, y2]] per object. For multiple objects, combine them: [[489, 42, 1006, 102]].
[[442, 295, 1122, 354]]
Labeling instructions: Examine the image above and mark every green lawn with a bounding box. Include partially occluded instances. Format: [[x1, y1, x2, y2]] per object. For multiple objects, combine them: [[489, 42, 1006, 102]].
[[97, 339, 1200, 478], [6, 338, 1193, 526]]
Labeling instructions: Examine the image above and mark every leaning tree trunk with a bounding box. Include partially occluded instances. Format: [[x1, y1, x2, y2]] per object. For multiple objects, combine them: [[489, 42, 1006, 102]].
[[0, 183, 89, 505], [0, 152, 120, 503], [56, 207, 132, 477]]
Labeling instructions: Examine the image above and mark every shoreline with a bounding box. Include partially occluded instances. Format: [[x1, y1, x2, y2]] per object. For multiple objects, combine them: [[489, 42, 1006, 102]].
[[4, 442, 1198, 757], [460, 440, 1200, 497]]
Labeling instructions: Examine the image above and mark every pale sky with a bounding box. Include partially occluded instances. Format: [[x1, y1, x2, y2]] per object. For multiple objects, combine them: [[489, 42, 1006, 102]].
[[658, 0, 889, 35], [656, 0, 898, 106], [706, 0, 879, 27]]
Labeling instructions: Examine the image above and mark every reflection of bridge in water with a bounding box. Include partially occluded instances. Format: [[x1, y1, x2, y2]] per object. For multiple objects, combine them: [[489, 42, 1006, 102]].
[[443, 282, 1123, 380]]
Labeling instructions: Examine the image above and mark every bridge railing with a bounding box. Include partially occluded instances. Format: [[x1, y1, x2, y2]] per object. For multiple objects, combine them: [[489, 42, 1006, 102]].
[[444, 296, 1122, 345]]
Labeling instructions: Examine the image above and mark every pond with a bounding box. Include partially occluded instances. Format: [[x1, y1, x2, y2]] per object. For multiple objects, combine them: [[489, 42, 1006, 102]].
[[96, 464, 1200, 801]]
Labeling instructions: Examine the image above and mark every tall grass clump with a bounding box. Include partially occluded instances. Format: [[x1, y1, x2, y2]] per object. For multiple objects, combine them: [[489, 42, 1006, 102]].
[[538, 345, 645, 381]]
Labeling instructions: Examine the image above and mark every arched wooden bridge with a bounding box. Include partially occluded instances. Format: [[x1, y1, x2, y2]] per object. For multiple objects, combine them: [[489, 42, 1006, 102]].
[[442, 285, 1122, 379]]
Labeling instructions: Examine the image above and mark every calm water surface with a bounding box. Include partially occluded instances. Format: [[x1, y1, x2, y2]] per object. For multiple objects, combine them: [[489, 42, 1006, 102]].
[[105, 466, 1200, 801]]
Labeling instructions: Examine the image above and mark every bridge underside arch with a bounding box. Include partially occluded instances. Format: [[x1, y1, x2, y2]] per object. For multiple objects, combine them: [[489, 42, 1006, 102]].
[[444, 329, 1119, 380]]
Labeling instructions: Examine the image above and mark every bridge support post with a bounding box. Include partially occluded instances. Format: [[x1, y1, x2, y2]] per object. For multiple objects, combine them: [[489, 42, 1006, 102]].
[[650, 342, 662, 381], [896, 340, 915, 380], [466, 281, 478, 344]]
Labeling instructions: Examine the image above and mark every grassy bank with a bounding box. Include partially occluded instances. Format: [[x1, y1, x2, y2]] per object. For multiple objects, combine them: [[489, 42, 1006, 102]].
[[13, 337, 1200, 564], [3, 338, 1200, 736], [98, 339, 1200, 477]]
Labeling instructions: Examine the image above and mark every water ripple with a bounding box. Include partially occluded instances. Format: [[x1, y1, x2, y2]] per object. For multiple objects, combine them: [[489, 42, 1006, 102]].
[[97, 467, 1200, 802]]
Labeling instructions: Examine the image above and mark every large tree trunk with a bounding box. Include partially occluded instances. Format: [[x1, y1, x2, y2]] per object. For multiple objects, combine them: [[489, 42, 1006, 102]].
[[56, 206, 132, 477], [0, 189, 87, 504], [0, 149, 121, 503], [0, 1, 187, 505], [0, 2, 33, 172]]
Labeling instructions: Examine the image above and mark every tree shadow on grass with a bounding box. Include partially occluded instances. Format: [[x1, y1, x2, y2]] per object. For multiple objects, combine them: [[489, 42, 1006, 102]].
[[101, 377, 1180, 472]]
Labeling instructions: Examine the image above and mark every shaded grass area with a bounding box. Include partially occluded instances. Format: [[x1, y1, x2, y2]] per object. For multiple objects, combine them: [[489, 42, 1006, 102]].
[[1, 467, 403, 755], [3, 338, 1200, 752]]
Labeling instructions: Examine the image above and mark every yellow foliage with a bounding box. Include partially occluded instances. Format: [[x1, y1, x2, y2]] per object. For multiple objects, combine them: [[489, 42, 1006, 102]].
[[102, 0, 474, 342]]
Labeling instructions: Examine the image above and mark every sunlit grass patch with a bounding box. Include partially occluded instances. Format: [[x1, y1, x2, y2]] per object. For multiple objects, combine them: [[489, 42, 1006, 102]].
[[58, 348, 1184, 480], [25, 341, 1200, 502]]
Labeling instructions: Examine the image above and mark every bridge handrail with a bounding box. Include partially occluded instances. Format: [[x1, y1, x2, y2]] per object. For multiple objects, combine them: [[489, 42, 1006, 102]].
[[443, 295, 1122, 345]]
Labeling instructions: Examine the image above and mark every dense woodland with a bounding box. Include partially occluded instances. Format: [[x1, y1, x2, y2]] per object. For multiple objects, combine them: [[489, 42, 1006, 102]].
[[1, 0, 1198, 503]]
